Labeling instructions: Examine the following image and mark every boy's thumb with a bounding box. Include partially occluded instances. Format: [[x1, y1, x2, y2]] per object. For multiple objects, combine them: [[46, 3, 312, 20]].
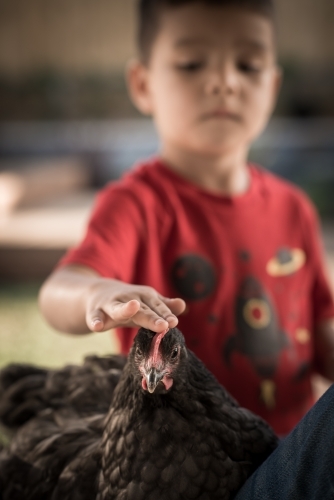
[[87, 309, 106, 332]]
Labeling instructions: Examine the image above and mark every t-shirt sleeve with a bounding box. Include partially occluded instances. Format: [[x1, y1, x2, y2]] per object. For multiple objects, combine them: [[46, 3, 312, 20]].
[[58, 184, 145, 282], [301, 197, 334, 324]]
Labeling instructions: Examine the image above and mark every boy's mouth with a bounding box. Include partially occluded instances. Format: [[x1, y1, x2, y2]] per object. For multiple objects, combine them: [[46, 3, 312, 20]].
[[202, 109, 241, 121]]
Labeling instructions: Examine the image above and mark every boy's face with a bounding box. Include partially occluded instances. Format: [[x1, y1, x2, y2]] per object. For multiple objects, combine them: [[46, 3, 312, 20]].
[[129, 3, 281, 157]]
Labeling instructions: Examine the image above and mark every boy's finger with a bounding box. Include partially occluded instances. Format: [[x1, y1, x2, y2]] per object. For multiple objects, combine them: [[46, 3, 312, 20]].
[[106, 301, 170, 332], [162, 297, 186, 316], [87, 309, 107, 332], [130, 309, 170, 332], [109, 300, 141, 322], [143, 299, 180, 328], [142, 295, 185, 328], [104, 300, 177, 331]]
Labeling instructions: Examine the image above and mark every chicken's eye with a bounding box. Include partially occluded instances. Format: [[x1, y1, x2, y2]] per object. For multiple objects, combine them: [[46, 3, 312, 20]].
[[136, 347, 143, 357], [171, 347, 179, 359]]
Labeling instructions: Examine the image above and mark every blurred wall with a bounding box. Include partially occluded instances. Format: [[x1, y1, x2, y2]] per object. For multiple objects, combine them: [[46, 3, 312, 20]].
[[0, 0, 333, 78], [0, 0, 136, 77], [277, 0, 334, 65], [0, 0, 333, 119]]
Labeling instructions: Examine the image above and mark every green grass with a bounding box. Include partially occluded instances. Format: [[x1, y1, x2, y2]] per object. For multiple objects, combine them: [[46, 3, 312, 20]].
[[0, 283, 119, 369]]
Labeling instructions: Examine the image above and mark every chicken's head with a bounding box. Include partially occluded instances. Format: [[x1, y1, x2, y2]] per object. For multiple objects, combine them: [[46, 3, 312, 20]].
[[130, 327, 187, 395]]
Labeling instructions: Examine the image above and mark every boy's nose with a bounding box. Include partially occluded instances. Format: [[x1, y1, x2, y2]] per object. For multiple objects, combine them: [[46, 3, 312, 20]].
[[204, 65, 239, 96]]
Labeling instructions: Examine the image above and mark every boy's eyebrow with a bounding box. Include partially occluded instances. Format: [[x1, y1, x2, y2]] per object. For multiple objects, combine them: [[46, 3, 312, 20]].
[[234, 38, 269, 52], [174, 37, 270, 52], [174, 37, 211, 48]]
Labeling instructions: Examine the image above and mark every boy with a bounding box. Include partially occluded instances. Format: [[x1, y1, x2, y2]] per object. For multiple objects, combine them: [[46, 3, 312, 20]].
[[39, 0, 334, 436]]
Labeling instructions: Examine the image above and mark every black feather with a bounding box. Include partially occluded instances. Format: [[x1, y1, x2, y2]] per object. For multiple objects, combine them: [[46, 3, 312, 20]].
[[0, 355, 126, 428]]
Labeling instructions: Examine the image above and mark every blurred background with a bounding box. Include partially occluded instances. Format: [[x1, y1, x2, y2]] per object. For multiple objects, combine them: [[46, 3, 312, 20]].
[[0, 0, 333, 391]]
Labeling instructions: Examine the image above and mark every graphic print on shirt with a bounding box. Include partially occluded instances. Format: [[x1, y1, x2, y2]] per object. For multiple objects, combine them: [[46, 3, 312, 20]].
[[266, 247, 306, 277], [223, 276, 290, 409], [170, 254, 216, 300]]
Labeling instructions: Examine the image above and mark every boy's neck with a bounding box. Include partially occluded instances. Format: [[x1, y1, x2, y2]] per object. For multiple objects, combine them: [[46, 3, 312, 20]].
[[160, 144, 251, 196]]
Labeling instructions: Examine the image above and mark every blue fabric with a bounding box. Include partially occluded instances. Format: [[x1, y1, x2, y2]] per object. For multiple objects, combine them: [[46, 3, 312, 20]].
[[235, 383, 334, 499]]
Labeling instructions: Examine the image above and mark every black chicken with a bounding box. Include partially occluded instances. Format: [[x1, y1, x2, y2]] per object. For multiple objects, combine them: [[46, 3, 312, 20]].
[[0, 327, 278, 499], [0, 354, 126, 429]]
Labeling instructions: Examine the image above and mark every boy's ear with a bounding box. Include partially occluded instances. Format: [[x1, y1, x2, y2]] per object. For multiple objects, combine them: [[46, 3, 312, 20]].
[[270, 65, 283, 112], [126, 59, 153, 116]]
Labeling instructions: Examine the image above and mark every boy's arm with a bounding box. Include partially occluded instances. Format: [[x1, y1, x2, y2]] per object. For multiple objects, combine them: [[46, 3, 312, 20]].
[[314, 318, 334, 381], [38, 265, 186, 335]]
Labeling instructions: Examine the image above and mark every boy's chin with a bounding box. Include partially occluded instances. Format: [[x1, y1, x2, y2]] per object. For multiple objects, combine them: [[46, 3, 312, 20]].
[[181, 125, 240, 152], [192, 120, 265, 155], [187, 136, 249, 157]]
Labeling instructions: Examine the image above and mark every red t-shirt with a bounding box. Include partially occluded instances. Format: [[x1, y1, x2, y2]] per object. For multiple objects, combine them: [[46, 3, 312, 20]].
[[60, 158, 334, 435]]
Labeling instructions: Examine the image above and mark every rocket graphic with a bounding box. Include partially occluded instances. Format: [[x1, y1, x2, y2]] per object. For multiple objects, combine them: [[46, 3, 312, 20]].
[[223, 277, 290, 408]]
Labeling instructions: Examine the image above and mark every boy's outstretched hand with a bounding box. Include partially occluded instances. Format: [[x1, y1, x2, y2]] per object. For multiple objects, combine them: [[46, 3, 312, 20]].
[[86, 280, 186, 333], [39, 265, 186, 335]]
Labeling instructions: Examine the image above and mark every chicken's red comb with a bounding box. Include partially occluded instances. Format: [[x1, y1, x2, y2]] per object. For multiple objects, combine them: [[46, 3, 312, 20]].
[[149, 328, 169, 367]]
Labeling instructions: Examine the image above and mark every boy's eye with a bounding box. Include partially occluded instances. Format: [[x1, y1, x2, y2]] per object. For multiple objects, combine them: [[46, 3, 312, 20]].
[[176, 61, 204, 72], [238, 61, 261, 74]]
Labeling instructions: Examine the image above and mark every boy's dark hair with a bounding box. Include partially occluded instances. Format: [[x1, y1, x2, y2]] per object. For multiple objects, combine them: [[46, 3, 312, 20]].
[[138, 0, 275, 64]]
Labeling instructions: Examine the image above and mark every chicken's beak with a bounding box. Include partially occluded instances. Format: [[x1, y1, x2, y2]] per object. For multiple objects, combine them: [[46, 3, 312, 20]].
[[146, 368, 164, 394]]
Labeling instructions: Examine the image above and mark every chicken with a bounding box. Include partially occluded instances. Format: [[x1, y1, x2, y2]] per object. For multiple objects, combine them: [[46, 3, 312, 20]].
[[0, 355, 126, 429], [0, 327, 278, 499]]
